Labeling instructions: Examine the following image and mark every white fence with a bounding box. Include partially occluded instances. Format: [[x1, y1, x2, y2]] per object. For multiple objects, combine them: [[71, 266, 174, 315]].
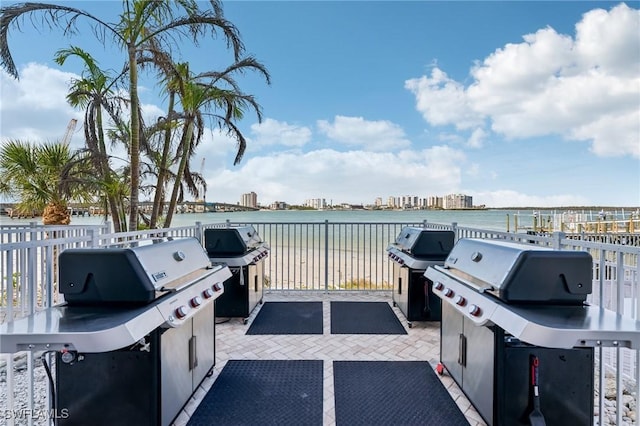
[[1, 220, 639, 425]]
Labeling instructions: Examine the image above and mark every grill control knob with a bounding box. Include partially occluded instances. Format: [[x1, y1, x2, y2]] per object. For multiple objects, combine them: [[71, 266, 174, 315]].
[[213, 283, 223, 292], [433, 282, 444, 291], [175, 305, 189, 319], [443, 288, 454, 298], [190, 296, 202, 308], [469, 304, 482, 317], [202, 288, 215, 299], [455, 296, 466, 306], [173, 251, 186, 261]]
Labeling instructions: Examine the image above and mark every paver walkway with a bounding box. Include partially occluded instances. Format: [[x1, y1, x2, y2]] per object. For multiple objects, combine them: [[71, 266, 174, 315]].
[[173, 291, 487, 426]]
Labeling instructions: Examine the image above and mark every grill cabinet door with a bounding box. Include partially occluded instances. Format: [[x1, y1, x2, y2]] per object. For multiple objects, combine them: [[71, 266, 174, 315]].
[[440, 302, 463, 385], [192, 302, 215, 389], [462, 319, 495, 425], [392, 264, 410, 318], [247, 261, 264, 313]]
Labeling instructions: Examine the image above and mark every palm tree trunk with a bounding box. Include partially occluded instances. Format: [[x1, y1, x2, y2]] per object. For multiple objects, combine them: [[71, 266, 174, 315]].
[[42, 201, 71, 225], [95, 103, 123, 232], [150, 92, 176, 228], [128, 45, 140, 232], [163, 121, 193, 228]]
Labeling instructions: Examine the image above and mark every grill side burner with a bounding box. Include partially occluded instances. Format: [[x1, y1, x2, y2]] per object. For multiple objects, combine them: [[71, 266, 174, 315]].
[[0, 237, 231, 426], [204, 226, 269, 323], [387, 227, 455, 325], [425, 238, 640, 426]]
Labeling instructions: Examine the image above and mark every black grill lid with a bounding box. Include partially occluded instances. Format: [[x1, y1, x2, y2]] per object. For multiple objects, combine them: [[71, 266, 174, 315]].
[[393, 227, 455, 260], [444, 238, 592, 304], [59, 237, 211, 305], [204, 225, 263, 256]]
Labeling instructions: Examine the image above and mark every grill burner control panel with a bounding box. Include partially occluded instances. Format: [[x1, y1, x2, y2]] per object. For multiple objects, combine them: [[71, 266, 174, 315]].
[[431, 273, 497, 326], [426, 266, 640, 350], [156, 267, 227, 328]]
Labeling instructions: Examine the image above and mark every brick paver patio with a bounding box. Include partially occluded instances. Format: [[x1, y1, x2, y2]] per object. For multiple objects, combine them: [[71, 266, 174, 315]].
[[173, 291, 486, 426]]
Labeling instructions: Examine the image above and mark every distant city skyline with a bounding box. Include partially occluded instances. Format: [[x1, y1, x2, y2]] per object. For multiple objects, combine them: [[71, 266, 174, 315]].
[[239, 192, 476, 210]]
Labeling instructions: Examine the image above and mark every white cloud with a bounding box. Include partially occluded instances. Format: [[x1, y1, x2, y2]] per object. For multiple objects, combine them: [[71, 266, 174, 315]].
[[467, 128, 486, 148], [206, 146, 466, 205], [472, 190, 590, 208], [0, 63, 83, 146], [191, 127, 245, 175], [249, 118, 312, 148], [316, 115, 411, 151], [407, 3, 640, 158], [405, 68, 484, 130]]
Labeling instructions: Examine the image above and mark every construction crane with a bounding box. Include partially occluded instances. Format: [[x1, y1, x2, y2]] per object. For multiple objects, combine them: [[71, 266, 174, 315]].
[[62, 119, 78, 146]]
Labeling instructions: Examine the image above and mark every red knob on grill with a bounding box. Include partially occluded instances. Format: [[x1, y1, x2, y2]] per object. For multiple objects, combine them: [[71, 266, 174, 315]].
[[469, 304, 482, 317], [443, 288, 454, 298], [455, 296, 466, 306], [190, 296, 202, 308], [175, 306, 189, 319], [433, 282, 444, 291], [202, 288, 214, 299], [212, 283, 223, 292]]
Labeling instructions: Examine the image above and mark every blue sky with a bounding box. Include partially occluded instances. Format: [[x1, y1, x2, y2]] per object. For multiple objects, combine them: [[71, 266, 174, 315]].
[[1, 1, 638, 207]]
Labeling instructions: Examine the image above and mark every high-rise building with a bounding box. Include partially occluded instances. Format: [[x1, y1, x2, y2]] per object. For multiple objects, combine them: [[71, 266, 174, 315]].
[[304, 198, 327, 209], [427, 196, 443, 209], [240, 192, 258, 208], [443, 194, 473, 209], [270, 201, 288, 210]]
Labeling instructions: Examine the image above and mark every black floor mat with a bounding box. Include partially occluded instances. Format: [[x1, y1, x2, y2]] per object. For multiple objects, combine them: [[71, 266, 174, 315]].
[[187, 359, 323, 426], [330, 301, 406, 334], [333, 361, 469, 426], [246, 301, 323, 335]]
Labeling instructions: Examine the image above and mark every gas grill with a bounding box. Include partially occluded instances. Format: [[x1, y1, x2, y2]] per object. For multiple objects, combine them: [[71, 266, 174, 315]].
[[424, 238, 640, 426], [387, 227, 454, 326], [0, 237, 231, 426], [204, 225, 269, 323]]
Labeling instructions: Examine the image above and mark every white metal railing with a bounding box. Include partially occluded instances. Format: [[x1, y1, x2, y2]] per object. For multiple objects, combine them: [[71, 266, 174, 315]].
[[1, 220, 638, 425]]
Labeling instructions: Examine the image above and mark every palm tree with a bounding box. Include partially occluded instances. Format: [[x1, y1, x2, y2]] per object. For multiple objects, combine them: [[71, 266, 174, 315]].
[[0, 140, 97, 225], [160, 59, 270, 228], [1, 0, 245, 231], [136, 38, 270, 228], [54, 46, 128, 232]]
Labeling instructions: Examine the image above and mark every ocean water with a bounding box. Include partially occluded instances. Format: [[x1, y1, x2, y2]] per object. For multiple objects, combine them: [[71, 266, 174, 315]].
[[1, 208, 549, 232]]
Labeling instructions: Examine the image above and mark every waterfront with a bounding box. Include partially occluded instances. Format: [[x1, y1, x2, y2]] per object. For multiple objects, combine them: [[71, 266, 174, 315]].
[[0, 208, 574, 232]]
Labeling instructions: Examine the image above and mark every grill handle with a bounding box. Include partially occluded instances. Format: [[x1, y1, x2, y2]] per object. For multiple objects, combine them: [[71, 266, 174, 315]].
[[189, 336, 198, 370], [458, 334, 467, 367]]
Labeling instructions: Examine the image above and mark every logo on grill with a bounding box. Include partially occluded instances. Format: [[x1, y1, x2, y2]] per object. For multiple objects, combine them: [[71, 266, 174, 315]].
[[152, 271, 168, 281]]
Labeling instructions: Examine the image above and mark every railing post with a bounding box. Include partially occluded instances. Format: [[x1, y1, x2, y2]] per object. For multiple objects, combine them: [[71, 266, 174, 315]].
[[324, 220, 329, 293], [451, 222, 458, 241], [195, 221, 203, 243], [551, 231, 565, 250], [103, 221, 111, 235], [28, 222, 37, 315], [86, 226, 97, 248], [225, 219, 231, 228]]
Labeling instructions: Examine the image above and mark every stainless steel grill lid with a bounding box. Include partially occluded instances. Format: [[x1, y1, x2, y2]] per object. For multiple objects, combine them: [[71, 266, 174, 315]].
[[59, 237, 212, 305], [443, 238, 592, 304], [204, 225, 263, 256], [392, 227, 455, 259]]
